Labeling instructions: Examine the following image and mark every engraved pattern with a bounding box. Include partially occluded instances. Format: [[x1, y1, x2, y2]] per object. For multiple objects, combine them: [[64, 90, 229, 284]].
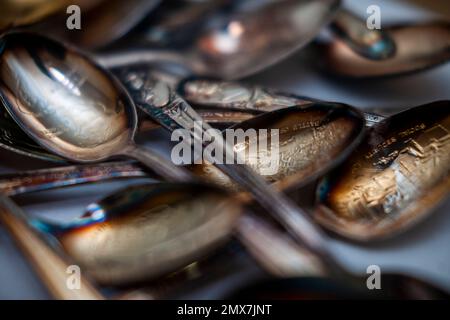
[[323, 106, 450, 224]]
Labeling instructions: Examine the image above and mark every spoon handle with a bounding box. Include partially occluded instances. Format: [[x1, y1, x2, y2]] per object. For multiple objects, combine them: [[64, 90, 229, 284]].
[[331, 9, 396, 60], [0, 194, 104, 300], [122, 144, 194, 182]]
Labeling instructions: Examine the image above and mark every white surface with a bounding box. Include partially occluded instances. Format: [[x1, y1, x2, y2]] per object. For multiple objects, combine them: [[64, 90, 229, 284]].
[[0, 0, 449, 298]]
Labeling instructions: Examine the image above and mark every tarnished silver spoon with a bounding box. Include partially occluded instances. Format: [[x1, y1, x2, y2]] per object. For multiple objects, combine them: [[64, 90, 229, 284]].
[[321, 21, 450, 78]]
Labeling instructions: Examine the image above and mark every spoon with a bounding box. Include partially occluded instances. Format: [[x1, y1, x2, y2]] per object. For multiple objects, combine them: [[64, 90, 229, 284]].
[[4, 102, 447, 242], [0, 32, 191, 182], [0, 97, 250, 162], [96, 0, 341, 79], [0, 194, 104, 299], [315, 101, 450, 240], [321, 21, 450, 78]]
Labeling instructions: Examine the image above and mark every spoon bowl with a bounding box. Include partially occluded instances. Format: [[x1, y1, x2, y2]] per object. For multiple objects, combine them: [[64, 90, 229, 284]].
[[315, 101, 450, 240]]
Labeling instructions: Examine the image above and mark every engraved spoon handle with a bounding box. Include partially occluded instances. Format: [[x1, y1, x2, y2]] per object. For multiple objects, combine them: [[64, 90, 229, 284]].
[[331, 9, 396, 60], [0, 194, 104, 300], [0, 161, 148, 196]]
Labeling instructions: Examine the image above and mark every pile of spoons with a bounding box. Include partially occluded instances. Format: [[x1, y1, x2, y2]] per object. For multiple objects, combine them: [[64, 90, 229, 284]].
[[0, 0, 449, 300]]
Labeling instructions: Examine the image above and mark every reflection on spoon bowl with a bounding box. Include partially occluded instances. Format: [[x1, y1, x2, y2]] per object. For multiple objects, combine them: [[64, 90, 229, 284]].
[[98, 0, 341, 79]]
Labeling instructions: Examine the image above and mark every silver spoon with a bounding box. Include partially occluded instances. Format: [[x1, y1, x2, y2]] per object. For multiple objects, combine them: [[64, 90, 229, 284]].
[[3, 102, 447, 242], [177, 77, 386, 127], [96, 0, 341, 79], [0, 194, 104, 299], [0, 32, 191, 182]]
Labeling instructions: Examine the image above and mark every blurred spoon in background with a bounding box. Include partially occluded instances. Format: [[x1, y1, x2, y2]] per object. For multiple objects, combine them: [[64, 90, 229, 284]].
[[0, 32, 192, 182], [315, 101, 450, 240]]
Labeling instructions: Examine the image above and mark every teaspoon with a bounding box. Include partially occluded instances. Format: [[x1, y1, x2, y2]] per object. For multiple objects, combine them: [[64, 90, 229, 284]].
[[0, 32, 191, 182]]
